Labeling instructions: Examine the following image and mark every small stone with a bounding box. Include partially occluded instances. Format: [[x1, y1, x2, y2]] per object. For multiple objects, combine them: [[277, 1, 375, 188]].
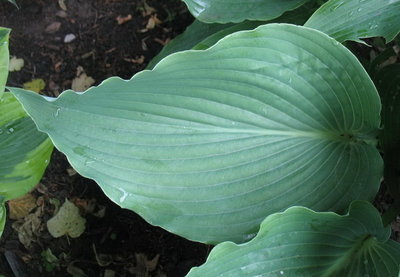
[[45, 22, 61, 33], [56, 10, 68, 18], [64, 33, 76, 43]]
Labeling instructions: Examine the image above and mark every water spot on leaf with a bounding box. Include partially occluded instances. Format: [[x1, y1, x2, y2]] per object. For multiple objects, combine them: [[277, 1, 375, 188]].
[[54, 108, 61, 117], [118, 188, 129, 203]]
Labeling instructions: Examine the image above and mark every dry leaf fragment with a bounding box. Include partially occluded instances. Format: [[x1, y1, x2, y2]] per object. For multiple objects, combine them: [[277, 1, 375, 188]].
[[67, 262, 88, 277], [56, 10, 68, 18], [104, 269, 116, 277], [58, 0, 67, 11], [142, 2, 156, 16], [11, 208, 43, 249], [66, 167, 77, 176], [72, 66, 95, 92], [8, 193, 37, 220], [23, 79, 46, 93], [124, 55, 145, 64], [154, 37, 170, 46], [116, 14, 132, 25], [146, 14, 162, 30], [128, 253, 160, 275], [47, 199, 86, 238], [45, 22, 61, 33], [9, 56, 24, 72]]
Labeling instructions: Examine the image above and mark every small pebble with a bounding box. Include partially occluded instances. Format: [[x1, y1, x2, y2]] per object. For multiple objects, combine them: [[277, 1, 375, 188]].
[[64, 33, 76, 43]]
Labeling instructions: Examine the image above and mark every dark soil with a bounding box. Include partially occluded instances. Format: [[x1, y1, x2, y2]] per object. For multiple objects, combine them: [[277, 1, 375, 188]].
[[0, 1, 211, 276]]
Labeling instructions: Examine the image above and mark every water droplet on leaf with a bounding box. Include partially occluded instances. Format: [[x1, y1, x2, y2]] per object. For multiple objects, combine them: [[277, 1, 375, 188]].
[[54, 108, 61, 117]]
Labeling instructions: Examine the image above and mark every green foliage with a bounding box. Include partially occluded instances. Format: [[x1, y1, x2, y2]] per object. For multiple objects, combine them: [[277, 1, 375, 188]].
[[147, 4, 316, 69], [0, 27, 10, 99], [0, 26, 52, 239], [305, 0, 400, 43], [187, 201, 400, 276], [0, 92, 54, 201], [0, 202, 5, 237], [9, 24, 383, 243], [181, 0, 311, 23], [3, 0, 400, 275]]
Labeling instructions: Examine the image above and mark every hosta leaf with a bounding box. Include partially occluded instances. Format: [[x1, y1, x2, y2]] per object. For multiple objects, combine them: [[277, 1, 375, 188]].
[[0, 27, 10, 99], [305, 0, 400, 43], [192, 5, 314, 51], [187, 201, 400, 277], [0, 202, 5, 237], [147, 4, 314, 69], [0, 92, 53, 200], [182, 0, 310, 23], [10, 24, 382, 243]]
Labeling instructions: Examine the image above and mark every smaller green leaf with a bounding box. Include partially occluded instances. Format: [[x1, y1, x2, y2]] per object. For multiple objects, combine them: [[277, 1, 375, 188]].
[[192, 6, 314, 51], [305, 0, 400, 43], [0, 202, 6, 238], [182, 0, 310, 23], [47, 199, 86, 238], [0, 91, 54, 200], [187, 201, 400, 277], [148, 4, 315, 69], [0, 27, 10, 99]]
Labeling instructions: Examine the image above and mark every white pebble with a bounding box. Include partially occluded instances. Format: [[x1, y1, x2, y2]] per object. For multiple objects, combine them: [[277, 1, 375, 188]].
[[64, 33, 76, 43]]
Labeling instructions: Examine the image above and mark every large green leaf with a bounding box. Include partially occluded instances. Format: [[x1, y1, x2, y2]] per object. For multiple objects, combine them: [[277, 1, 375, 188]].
[[187, 201, 400, 277], [10, 24, 382, 244], [0, 92, 53, 200], [305, 0, 400, 43], [0, 27, 10, 99], [182, 0, 310, 23]]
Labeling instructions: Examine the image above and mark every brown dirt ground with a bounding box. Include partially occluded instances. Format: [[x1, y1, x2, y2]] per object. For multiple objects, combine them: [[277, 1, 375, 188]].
[[0, 1, 211, 276]]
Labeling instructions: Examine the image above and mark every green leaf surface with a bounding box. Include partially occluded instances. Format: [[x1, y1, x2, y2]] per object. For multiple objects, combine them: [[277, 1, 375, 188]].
[[148, 4, 320, 69], [0, 27, 10, 99], [187, 201, 400, 277], [0, 92, 53, 200], [10, 24, 382, 243], [0, 203, 5, 237], [182, 0, 310, 23], [305, 0, 400, 43], [192, 6, 314, 51]]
